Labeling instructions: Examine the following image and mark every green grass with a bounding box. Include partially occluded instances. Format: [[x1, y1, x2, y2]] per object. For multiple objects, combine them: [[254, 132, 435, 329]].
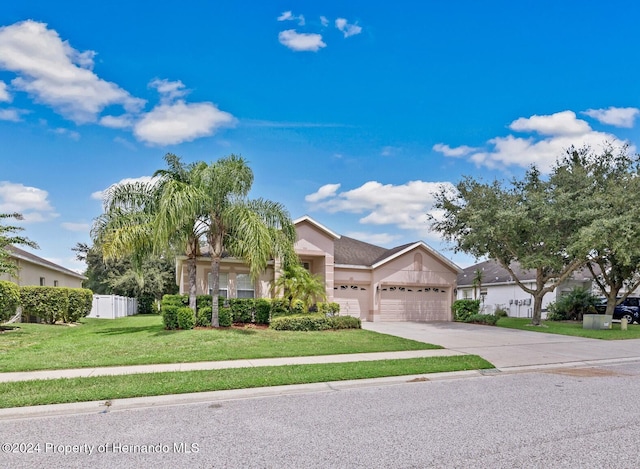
[[497, 317, 640, 339], [0, 355, 493, 408], [0, 315, 440, 372]]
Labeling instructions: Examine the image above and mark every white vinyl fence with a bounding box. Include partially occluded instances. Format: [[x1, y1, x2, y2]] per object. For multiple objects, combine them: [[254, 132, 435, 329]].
[[88, 295, 138, 319]]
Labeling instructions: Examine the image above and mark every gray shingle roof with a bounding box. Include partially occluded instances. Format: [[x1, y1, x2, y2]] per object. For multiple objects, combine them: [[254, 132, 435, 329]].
[[334, 236, 416, 267], [457, 259, 596, 287]]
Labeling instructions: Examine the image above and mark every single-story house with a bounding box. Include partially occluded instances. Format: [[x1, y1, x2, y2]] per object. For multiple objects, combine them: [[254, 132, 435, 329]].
[[175, 216, 461, 322], [456, 259, 594, 318], [0, 245, 85, 288]]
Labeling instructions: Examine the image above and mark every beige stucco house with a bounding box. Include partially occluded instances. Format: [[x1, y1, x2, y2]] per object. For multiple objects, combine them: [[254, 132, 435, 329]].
[[0, 245, 85, 288], [176, 216, 461, 322]]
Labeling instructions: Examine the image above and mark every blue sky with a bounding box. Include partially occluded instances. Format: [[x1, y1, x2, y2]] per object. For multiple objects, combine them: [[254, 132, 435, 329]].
[[1, 1, 639, 272]]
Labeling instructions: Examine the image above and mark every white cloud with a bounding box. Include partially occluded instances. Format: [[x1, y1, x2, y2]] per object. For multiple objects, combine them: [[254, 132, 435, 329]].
[[91, 175, 159, 202], [335, 18, 362, 38], [0, 108, 27, 121], [149, 78, 189, 103], [439, 110, 630, 172], [509, 111, 591, 136], [100, 114, 134, 129], [52, 127, 80, 140], [277, 11, 305, 25], [61, 222, 90, 232], [583, 106, 640, 128], [278, 30, 326, 52], [306, 180, 456, 241], [133, 100, 235, 145], [305, 183, 341, 203], [0, 181, 58, 222], [432, 143, 476, 157], [320, 16, 329, 27], [381, 146, 400, 157], [0, 20, 145, 123], [0, 80, 10, 101]]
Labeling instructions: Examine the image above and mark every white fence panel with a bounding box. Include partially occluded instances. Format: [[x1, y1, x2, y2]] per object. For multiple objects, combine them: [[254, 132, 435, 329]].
[[89, 295, 138, 319]]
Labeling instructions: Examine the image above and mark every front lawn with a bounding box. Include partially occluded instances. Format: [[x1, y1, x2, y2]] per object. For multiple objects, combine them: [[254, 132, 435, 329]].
[[497, 317, 640, 339], [0, 315, 440, 372], [0, 355, 493, 408]]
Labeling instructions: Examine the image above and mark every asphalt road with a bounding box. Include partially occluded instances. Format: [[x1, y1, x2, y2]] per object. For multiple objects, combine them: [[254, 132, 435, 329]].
[[2, 361, 640, 469]]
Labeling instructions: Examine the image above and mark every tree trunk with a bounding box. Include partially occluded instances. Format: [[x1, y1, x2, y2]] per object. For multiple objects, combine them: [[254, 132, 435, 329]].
[[187, 256, 197, 313], [605, 288, 620, 317], [210, 256, 221, 327], [531, 293, 544, 326]]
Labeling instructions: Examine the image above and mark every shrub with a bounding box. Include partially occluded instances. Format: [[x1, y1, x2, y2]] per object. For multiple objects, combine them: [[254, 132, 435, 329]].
[[65, 288, 93, 323], [230, 298, 254, 323], [328, 315, 361, 329], [162, 305, 180, 330], [290, 299, 305, 315], [270, 298, 290, 318], [196, 307, 211, 327], [465, 313, 498, 326], [255, 299, 271, 324], [20, 286, 68, 324], [197, 295, 212, 311], [138, 293, 157, 315], [176, 307, 195, 330], [494, 307, 509, 319], [270, 314, 331, 331], [161, 294, 188, 307], [318, 302, 340, 317], [547, 287, 599, 321], [218, 307, 232, 327], [0, 280, 20, 323], [270, 313, 360, 331], [452, 299, 481, 322]]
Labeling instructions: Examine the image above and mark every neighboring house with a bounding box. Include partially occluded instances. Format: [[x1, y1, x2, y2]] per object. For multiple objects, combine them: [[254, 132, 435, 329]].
[[175, 216, 461, 322], [456, 259, 594, 318], [0, 245, 85, 288]]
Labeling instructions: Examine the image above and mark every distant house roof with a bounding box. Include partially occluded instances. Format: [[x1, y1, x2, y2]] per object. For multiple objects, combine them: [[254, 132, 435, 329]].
[[457, 259, 595, 287], [7, 245, 86, 280]]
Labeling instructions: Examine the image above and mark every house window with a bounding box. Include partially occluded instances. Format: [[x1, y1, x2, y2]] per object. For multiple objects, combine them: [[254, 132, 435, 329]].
[[236, 274, 254, 298], [54, 280, 59, 287], [302, 261, 311, 271], [39, 277, 45, 286], [208, 272, 229, 298]]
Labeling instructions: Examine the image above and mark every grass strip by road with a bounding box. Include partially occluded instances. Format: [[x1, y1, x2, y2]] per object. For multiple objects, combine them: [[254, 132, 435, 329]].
[[0, 355, 492, 408], [497, 317, 640, 339], [0, 315, 440, 373]]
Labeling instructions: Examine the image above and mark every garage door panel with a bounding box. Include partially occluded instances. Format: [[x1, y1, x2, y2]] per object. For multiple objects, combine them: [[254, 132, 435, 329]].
[[379, 286, 449, 322], [334, 285, 369, 318]]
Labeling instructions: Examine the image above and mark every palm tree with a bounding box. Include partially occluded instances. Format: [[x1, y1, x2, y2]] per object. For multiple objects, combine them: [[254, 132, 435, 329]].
[[191, 155, 297, 326], [272, 263, 327, 311], [93, 154, 205, 312], [472, 268, 483, 300], [0, 212, 38, 276]]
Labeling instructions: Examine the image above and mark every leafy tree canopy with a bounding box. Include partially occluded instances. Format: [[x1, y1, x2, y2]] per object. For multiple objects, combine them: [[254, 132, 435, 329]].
[[0, 213, 38, 276]]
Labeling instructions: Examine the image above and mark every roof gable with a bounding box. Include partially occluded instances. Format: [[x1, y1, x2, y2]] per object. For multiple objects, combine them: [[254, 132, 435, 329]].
[[7, 245, 86, 280], [293, 216, 340, 239]]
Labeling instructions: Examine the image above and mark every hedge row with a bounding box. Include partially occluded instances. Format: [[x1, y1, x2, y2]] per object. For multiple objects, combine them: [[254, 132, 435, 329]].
[[0, 281, 94, 325], [160, 294, 342, 330], [269, 314, 361, 331]]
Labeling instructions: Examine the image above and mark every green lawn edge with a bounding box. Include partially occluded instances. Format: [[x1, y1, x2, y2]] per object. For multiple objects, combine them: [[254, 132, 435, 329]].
[[0, 356, 493, 409], [497, 317, 640, 340]]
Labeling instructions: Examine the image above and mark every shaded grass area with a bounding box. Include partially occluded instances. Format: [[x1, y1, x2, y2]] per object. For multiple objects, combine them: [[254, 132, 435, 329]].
[[0, 315, 440, 372], [497, 317, 640, 340], [0, 356, 493, 408]]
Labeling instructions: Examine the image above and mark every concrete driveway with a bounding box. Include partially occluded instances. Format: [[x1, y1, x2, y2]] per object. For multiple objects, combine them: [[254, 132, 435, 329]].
[[363, 321, 640, 369]]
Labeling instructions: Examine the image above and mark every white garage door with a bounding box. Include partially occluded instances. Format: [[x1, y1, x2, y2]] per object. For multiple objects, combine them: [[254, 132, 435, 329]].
[[379, 286, 450, 322], [334, 284, 370, 318]]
